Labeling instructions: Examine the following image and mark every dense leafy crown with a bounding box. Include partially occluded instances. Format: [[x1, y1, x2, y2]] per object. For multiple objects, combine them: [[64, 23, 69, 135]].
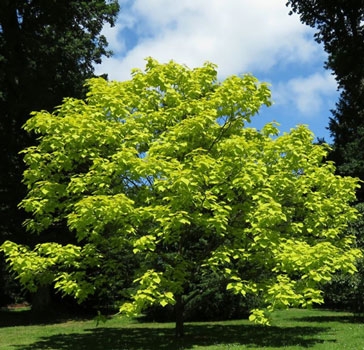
[[0, 0, 119, 104], [1, 58, 361, 324]]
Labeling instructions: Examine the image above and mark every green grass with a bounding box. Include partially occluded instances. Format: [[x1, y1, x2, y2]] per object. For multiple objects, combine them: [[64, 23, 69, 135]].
[[0, 308, 363, 349]]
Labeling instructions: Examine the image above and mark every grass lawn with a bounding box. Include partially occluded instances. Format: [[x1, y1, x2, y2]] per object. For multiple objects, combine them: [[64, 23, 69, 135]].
[[0, 307, 363, 349]]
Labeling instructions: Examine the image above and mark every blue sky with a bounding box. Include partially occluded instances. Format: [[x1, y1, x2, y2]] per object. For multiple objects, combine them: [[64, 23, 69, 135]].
[[95, 0, 339, 142]]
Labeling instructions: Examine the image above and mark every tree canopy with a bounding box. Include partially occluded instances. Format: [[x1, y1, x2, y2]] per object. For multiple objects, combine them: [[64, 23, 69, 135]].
[[1, 58, 361, 336], [286, 0, 364, 200]]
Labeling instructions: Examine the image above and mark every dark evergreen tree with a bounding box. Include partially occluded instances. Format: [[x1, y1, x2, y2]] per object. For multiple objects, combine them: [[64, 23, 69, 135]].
[[323, 203, 364, 313], [0, 0, 119, 305], [286, 0, 364, 200]]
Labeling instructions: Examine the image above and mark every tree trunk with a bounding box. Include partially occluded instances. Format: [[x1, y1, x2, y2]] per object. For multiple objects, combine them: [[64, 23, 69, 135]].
[[31, 285, 51, 314], [175, 294, 184, 337]]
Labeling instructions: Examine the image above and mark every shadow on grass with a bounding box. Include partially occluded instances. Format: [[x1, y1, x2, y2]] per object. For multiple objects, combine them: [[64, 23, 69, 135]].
[[292, 314, 364, 324], [10, 323, 332, 350], [0, 308, 93, 328]]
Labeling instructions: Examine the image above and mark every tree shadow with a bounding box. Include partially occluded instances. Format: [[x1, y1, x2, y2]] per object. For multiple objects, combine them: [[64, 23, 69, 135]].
[[0, 308, 93, 327], [291, 314, 364, 324], [11, 323, 332, 350]]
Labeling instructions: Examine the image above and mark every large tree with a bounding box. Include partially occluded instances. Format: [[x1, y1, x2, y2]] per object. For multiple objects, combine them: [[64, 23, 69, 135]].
[[0, 0, 119, 302], [1, 59, 361, 336], [286, 0, 364, 200]]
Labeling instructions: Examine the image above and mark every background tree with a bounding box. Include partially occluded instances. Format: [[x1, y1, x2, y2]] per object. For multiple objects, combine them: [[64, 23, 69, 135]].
[[322, 202, 364, 314], [285, 0, 364, 200], [1, 59, 361, 336], [0, 0, 119, 304]]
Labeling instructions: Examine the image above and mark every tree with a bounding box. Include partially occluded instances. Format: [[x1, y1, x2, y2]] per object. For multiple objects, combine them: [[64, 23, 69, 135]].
[[285, 0, 364, 200], [0, 0, 119, 304], [1, 58, 361, 336]]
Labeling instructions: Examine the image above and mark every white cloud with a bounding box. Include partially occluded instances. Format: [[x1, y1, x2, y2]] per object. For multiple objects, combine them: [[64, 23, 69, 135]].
[[273, 72, 338, 116], [101, 24, 126, 54], [95, 0, 322, 81]]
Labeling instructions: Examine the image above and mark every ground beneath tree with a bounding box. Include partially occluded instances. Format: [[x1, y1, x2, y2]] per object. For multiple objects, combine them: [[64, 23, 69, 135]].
[[1, 302, 30, 311]]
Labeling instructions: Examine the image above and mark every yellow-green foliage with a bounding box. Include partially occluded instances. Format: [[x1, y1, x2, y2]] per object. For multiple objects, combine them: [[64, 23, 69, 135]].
[[1, 58, 361, 324]]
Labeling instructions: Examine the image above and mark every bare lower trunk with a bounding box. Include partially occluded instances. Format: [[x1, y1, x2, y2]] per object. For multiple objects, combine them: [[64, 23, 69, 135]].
[[31, 285, 51, 314], [175, 294, 184, 337]]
